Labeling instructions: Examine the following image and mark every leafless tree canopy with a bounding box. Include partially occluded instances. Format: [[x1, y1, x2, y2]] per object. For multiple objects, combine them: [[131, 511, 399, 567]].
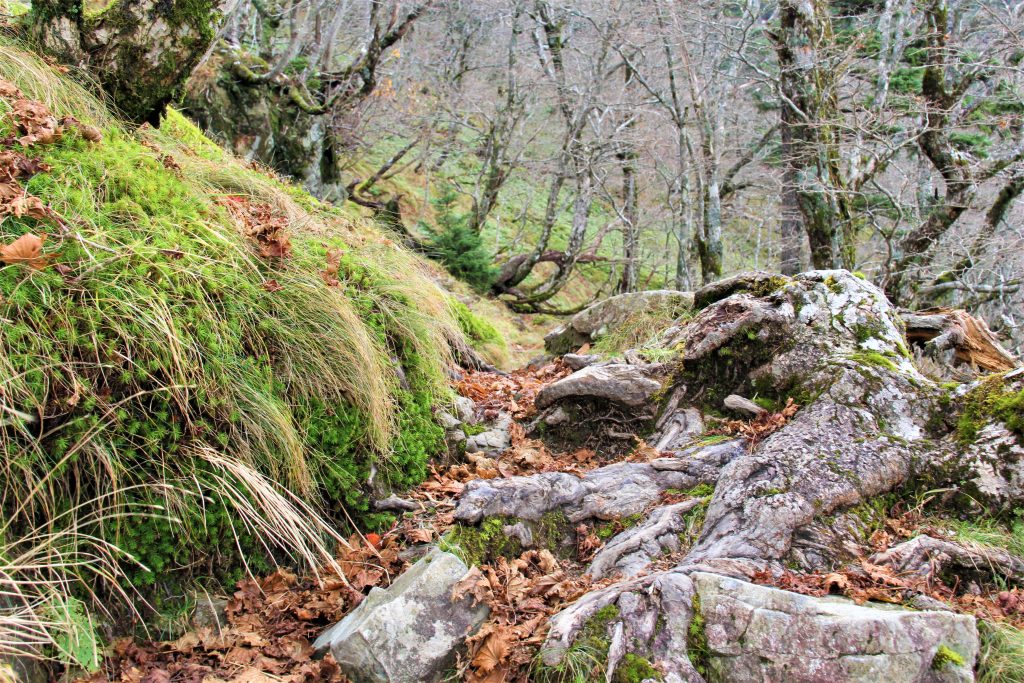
[[179, 0, 1024, 348]]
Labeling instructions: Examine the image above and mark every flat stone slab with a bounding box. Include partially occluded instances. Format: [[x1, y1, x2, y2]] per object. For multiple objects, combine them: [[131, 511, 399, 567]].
[[313, 548, 488, 683], [693, 572, 977, 682], [534, 364, 663, 410]]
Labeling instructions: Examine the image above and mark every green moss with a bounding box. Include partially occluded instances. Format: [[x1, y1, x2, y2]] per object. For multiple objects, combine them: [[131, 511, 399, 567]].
[[687, 596, 710, 677], [451, 299, 508, 361], [694, 434, 732, 447], [594, 512, 646, 540], [824, 274, 844, 294], [441, 511, 572, 566], [537, 510, 573, 556], [612, 653, 662, 682], [957, 374, 1024, 444], [685, 483, 715, 498], [847, 350, 900, 372], [745, 275, 791, 298], [851, 320, 889, 345], [931, 644, 966, 670], [463, 423, 489, 437], [440, 518, 521, 567]]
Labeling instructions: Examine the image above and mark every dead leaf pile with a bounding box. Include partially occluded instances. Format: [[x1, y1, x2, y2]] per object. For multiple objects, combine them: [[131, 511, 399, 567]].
[[10, 97, 62, 146], [0, 82, 62, 267], [320, 247, 344, 286], [0, 78, 104, 269], [451, 549, 609, 682], [710, 397, 800, 447], [221, 196, 292, 259], [87, 568, 351, 683], [84, 531, 418, 683], [456, 361, 571, 419]]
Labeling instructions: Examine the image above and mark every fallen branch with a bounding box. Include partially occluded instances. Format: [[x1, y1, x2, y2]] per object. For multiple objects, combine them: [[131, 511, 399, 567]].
[[902, 308, 1018, 372]]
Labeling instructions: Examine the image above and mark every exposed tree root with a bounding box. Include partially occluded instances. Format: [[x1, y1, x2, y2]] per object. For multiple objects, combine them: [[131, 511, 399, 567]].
[[587, 499, 706, 579], [453, 440, 744, 524], [871, 535, 1024, 585]]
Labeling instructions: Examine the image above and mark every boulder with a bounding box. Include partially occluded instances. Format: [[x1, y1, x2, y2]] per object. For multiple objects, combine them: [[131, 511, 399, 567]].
[[465, 412, 512, 456], [190, 594, 228, 630], [693, 572, 977, 682], [544, 290, 693, 354], [454, 396, 477, 424], [312, 548, 488, 683], [534, 364, 663, 411]]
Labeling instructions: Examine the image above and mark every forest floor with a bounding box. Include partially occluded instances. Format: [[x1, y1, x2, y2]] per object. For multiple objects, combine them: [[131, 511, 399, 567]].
[[81, 361, 1024, 683]]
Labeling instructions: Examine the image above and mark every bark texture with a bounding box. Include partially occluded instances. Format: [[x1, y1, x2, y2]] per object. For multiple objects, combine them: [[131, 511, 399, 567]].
[[31, 0, 221, 123], [448, 270, 1021, 679]]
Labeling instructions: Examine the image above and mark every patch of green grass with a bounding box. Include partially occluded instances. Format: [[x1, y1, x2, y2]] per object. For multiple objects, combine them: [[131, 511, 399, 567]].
[[978, 621, 1024, 683], [533, 604, 620, 682], [591, 300, 692, 357], [937, 516, 1024, 561]]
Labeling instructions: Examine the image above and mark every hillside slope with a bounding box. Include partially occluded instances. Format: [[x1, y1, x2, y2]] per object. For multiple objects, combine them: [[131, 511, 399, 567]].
[[0, 39, 505, 668]]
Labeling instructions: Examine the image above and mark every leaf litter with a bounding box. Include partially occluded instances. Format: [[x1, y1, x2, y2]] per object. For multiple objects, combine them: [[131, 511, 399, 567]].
[[76, 356, 1024, 682], [0, 77, 101, 270]]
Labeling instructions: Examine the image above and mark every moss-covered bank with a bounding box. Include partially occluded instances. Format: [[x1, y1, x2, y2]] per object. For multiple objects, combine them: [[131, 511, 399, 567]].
[[0, 40, 492, 655]]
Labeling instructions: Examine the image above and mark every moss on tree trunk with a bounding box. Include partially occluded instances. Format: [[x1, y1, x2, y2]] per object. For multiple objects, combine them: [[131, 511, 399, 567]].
[[30, 0, 221, 123]]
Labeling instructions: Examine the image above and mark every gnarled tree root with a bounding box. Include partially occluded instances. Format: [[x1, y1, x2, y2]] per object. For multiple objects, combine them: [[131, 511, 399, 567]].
[[454, 440, 744, 525], [587, 499, 706, 579], [871, 535, 1024, 584]]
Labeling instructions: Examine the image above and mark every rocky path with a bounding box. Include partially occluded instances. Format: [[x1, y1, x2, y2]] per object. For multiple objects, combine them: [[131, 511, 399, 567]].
[[87, 271, 1024, 683]]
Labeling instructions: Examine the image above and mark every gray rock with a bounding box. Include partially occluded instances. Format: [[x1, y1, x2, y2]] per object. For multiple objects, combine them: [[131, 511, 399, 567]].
[[313, 548, 489, 683], [543, 406, 570, 426], [563, 353, 602, 371], [534, 364, 664, 411], [454, 396, 477, 424], [693, 572, 977, 682], [191, 593, 228, 630], [544, 290, 693, 354], [465, 412, 512, 455], [436, 410, 462, 430]]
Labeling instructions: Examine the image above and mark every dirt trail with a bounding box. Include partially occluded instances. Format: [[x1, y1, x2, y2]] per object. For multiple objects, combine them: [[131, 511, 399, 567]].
[[82, 355, 1024, 683]]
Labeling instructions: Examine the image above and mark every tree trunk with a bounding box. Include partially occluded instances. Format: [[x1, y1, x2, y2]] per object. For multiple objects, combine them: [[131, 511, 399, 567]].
[[31, 0, 222, 124], [774, 0, 853, 271], [884, 0, 974, 304], [778, 122, 804, 275], [617, 149, 639, 294]]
